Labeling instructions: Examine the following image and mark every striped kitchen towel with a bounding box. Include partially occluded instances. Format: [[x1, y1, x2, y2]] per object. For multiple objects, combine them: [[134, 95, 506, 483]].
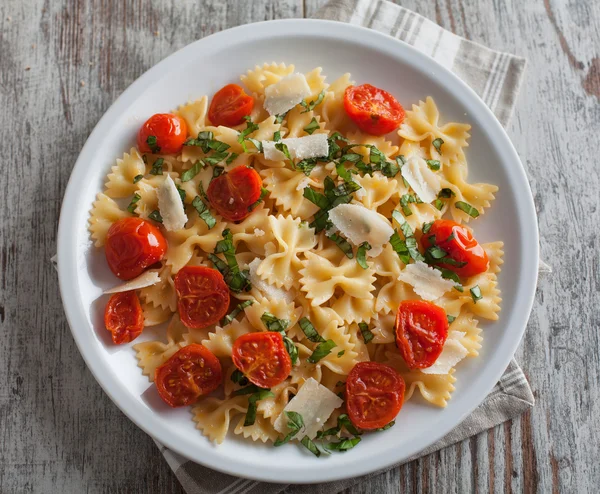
[[159, 1, 536, 493]]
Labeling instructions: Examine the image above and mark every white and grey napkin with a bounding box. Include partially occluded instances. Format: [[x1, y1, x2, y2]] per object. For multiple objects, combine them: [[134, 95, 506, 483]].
[[156, 1, 541, 493]]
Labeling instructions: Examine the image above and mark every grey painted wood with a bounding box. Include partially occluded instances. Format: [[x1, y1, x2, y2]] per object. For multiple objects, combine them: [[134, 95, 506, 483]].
[[0, 0, 597, 493]]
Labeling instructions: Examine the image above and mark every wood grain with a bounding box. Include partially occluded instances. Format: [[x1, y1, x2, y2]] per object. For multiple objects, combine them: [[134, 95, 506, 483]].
[[0, 0, 598, 493]]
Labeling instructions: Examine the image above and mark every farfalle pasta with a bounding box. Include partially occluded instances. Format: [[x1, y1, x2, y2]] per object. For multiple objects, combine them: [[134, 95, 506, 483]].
[[89, 63, 503, 453]]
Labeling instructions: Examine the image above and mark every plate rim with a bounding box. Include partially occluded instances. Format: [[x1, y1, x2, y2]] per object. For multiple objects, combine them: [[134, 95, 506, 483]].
[[57, 18, 539, 484]]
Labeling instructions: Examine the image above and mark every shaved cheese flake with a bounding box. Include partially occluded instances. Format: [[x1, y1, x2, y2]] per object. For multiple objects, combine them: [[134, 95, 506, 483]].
[[264, 73, 311, 116], [397, 261, 455, 301], [104, 270, 161, 294], [262, 134, 329, 161], [157, 175, 187, 231], [421, 331, 469, 374], [401, 155, 441, 204], [328, 203, 393, 257], [274, 377, 343, 439], [248, 259, 293, 303]]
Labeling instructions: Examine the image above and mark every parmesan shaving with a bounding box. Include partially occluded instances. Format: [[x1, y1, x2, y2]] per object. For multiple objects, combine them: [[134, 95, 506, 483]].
[[248, 259, 293, 303], [103, 270, 161, 294], [157, 175, 187, 231], [263, 73, 311, 116], [421, 331, 469, 374], [397, 261, 455, 301], [401, 155, 442, 204], [262, 134, 329, 161]]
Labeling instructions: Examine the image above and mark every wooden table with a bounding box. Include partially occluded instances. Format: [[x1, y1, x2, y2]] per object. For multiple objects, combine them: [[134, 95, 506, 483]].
[[1, 0, 598, 492]]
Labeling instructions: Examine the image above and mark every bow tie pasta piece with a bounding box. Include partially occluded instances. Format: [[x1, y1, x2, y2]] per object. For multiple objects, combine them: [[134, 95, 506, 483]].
[[88, 192, 131, 247], [104, 148, 146, 198]]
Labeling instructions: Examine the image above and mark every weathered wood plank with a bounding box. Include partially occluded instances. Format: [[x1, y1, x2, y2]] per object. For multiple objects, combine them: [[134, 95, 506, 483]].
[[0, 0, 598, 493]]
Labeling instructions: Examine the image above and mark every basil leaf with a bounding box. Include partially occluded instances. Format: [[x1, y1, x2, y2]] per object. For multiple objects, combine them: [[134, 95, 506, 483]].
[[275, 142, 292, 162], [283, 336, 299, 365], [335, 162, 356, 182], [337, 350, 345, 357], [330, 181, 361, 197], [337, 413, 362, 436], [455, 201, 480, 218], [248, 187, 269, 212], [301, 436, 321, 457], [148, 210, 162, 223], [231, 369, 249, 386], [244, 390, 275, 426], [296, 158, 317, 176], [340, 153, 362, 163], [176, 186, 186, 204], [396, 155, 407, 165], [303, 117, 320, 135], [328, 233, 354, 259], [209, 230, 251, 293], [302, 187, 329, 209], [399, 194, 414, 216], [432, 138, 444, 153], [237, 116, 259, 144], [356, 242, 371, 269], [358, 322, 374, 344], [422, 221, 433, 234], [369, 146, 386, 165], [274, 411, 305, 446], [300, 89, 325, 113], [308, 339, 336, 363], [127, 194, 141, 214], [299, 317, 326, 343], [438, 188, 455, 198], [316, 426, 340, 439], [406, 237, 425, 262], [375, 421, 395, 432], [436, 257, 468, 268], [273, 130, 281, 142], [225, 152, 238, 165], [438, 267, 461, 284], [433, 199, 443, 210], [133, 174, 143, 184], [470, 285, 483, 303], [447, 315, 456, 324], [149, 157, 164, 175], [380, 159, 400, 178], [454, 285, 464, 292], [275, 112, 288, 124], [426, 159, 441, 171], [221, 300, 254, 326], [181, 161, 204, 182], [261, 312, 289, 333], [146, 135, 160, 153], [427, 245, 448, 260], [192, 196, 216, 229], [391, 210, 414, 238], [327, 437, 361, 451], [389, 231, 410, 264]]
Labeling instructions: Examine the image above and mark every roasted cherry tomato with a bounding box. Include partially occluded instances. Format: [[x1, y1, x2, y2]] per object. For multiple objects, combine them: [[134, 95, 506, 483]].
[[155, 344, 223, 407], [395, 300, 449, 370], [137, 113, 188, 155], [231, 332, 291, 388], [420, 219, 489, 278], [104, 290, 144, 344], [105, 217, 167, 280], [208, 84, 254, 127], [206, 165, 262, 222], [344, 84, 405, 136], [346, 361, 405, 430], [174, 266, 230, 329]]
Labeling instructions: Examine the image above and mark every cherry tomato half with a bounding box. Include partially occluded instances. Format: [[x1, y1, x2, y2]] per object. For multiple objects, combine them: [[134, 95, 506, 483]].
[[105, 217, 167, 280], [208, 84, 254, 127], [231, 332, 291, 389], [155, 344, 223, 407], [346, 361, 405, 430], [104, 290, 144, 344], [421, 219, 489, 278], [174, 266, 230, 329], [344, 84, 405, 136], [395, 300, 449, 370], [206, 166, 262, 222], [137, 113, 188, 155]]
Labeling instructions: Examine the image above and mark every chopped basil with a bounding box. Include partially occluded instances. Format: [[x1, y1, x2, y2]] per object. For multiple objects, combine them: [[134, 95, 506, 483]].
[[192, 196, 216, 229], [126, 193, 141, 214], [340, 153, 362, 163], [303, 117, 320, 135], [335, 162, 356, 182], [422, 221, 433, 234], [301, 436, 321, 457], [245, 137, 263, 153], [248, 187, 269, 212], [375, 421, 395, 432], [438, 188, 455, 198], [380, 159, 400, 178], [396, 155, 407, 165], [434, 199, 444, 211], [316, 426, 340, 439], [406, 236, 425, 262], [274, 411, 304, 446], [237, 116, 259, 146], [273, 130, 281, 142], [337, 413, 362, 436], [231, 369, 249, 386], [389, 231, 410, 264], [454, 285, 464, 293], [327, 437, 361, 451], [146, 135, 160, 153], [328, 233, 354, 259], [232, 384, 266, 396], [176, 185, 186, 204], [148, 210, 162, 223], [470, 285, 483, 303], [325, 132, 349, 161], [275, 142, 292, 162], [358, 322, 374, 344], [181, 161, 204, 182], [303, 178, 358, 233], [296, 158, 317, 176], [133, 174, 143, 184], [400, 194, 416, 216], [275, 112, 288, 124], [432, 138, 444, 153], [184, 131, 215, 151], [244, 390, 275, 426], [221, 300, 254, 326], [455, 201, 480, 218], [209, 229, 251, 293], [299, 317, 325, 343], [303, 188, 329, 210], [337, 350, 345, 357], [391, 210, 414, 238], [261, 312, 289, 333], [149, 157, 164, 175], [300, 89, 326, 113], [427, 245, 448, 260], [283, 336, 299, 365], [308, 339, 336, 363], [225, 152, 238, 165], [356, 242, 371, 269], [438, 267, 461, 284], [447, 315, 456, 324], [426, 159, 441, 171]]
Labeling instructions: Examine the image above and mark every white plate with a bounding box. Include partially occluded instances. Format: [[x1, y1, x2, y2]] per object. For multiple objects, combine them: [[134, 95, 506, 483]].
[[57, 19, 539, 484]]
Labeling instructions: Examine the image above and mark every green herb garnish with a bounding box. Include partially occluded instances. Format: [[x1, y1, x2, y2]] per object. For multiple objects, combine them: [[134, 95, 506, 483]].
[[391, 210, 414, 238], [389, 231, 410, 264], [148, 210, 162, 223], [300, 90, 326, 113], [248, 187, 269, 212], [149, 157, 164, 175], [181, 161, 204, 182], [356, 242, 371, 269], [146, 135, 160, 153], [231, 369, 249, 386], [296, 158, 317, 176], [308, 339, 336, 363], [328, 233, 354, 259], [244, 390, 275, 426], [375, 421, 395, 432], [126, 194, 141, 214], [303, 117, 320, 135], [432, 138, 444, 153], [274, 411, 304, 447], [358, 322, 374, 344], [455, 201, 480, 218], [422, 221, 433, 234], [191, 196, 216, 229], [133, 174, 143, 184], [299, 317, 326, 343], [301, 436, 321, 457], [426, 159, 441, 171], [209, 229, 251, 292], [470, 285, 482, 303], [261, 312, 290, 333], [326, 437, 361, 451], [221, 300, 254, 326], [447, 315, 456, 324]]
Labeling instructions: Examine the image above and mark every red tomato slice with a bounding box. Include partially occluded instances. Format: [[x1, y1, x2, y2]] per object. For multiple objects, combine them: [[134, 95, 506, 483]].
[[346, 361, 405, 430], [105, 217, 167, 280], [344, 84, 405, 136], [174, 266, 230, 329], [395, 300, 449, 370], [155, 344, 223, 407], [231, 332, 291, 388], [208, 84, 254, 127], [421, 219, 489, 278], [206, 166, 262, 222], [137, 113, 188, 155], [104, 291, 144, 344]]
